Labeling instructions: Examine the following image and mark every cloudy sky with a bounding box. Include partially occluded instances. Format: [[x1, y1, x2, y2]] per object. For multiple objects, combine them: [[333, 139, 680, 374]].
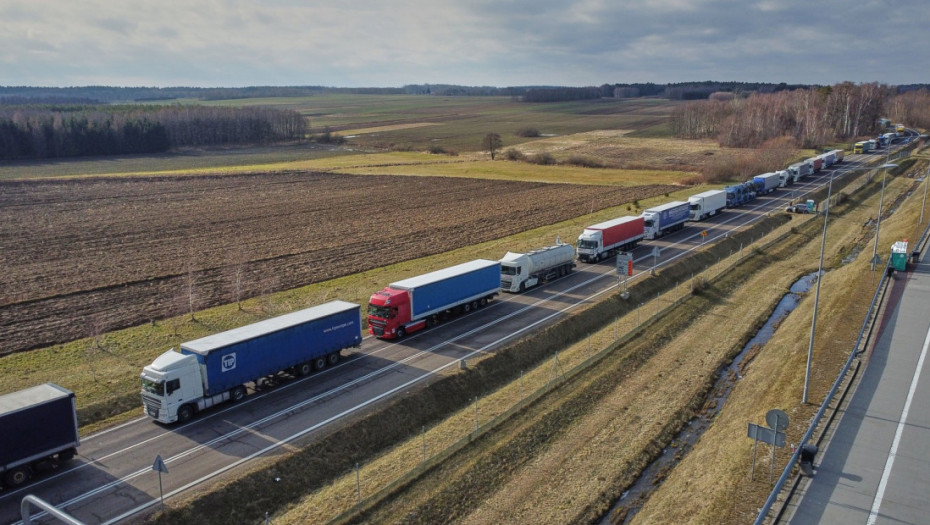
[[1, 0, 925, 88]]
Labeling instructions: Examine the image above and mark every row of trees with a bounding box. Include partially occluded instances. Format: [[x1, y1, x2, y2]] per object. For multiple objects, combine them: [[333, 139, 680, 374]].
[[671, 82, 900, 148], [0, 105, 307, 160]]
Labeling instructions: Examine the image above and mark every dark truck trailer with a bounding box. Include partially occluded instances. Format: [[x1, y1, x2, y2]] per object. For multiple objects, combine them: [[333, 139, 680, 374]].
[[0, 383, 80, 488]]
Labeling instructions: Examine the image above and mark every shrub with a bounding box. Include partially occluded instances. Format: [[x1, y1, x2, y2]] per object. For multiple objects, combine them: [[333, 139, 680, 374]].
[[503, 148, 526, 161], [565, 155, 605, 168], [428, 145, 458, 155], [528, 152, 557, 165], [515, 127, 541, 137]]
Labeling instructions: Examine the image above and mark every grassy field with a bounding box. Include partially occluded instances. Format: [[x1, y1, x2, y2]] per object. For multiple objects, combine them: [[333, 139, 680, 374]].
[[0, 95, 683, 182]]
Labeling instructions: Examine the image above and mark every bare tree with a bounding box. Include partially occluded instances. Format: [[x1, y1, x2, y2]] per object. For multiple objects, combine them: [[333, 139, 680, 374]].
[[186, 263, 197, 321], [483, 133, 503, 160]]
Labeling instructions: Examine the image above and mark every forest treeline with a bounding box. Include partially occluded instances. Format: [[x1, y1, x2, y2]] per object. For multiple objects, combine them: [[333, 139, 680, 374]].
[[671, 82, 930, 148], [4, 82, 930, 105], [0, 105, 307, 160]]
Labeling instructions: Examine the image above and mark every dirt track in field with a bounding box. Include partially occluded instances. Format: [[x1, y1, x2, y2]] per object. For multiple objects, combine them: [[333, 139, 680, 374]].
[[0, 171, 679, 355]]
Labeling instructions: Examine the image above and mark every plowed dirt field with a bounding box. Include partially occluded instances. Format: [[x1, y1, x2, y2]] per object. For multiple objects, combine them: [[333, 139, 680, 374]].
[[0, 171, 678, 355]]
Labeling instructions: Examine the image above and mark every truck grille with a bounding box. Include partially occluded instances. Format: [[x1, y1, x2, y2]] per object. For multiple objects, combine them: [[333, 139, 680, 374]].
[[369, 320, 385, 336], [142, 394, 161, 417], [500, 279, 512, 288]]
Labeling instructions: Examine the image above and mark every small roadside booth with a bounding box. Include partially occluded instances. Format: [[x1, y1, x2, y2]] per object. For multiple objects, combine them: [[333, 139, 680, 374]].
[[891, 240, 909, 271]]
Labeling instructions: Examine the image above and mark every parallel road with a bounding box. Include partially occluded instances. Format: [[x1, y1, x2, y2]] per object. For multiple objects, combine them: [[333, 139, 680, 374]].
[[0, 152, 897, 524], [787, 253, 930, 524]]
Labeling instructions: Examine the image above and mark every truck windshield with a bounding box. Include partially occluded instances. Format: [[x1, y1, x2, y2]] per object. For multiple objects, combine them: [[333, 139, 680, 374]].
[[577, 240, 598, 250], [368, 304, 395, 318], [141, 377, 164, 396], [689, 203, 700, 210], [501, 265, 518, 276], [643, 220, 654, 228]]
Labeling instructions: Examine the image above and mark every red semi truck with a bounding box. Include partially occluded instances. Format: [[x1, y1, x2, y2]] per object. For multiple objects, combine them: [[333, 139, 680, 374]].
[[368, 260, 500, 339], [575, 216, 645, 262]]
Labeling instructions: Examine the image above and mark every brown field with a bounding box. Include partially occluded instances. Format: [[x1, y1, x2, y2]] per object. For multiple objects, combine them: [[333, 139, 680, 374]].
[[0, 172, 678, 355]]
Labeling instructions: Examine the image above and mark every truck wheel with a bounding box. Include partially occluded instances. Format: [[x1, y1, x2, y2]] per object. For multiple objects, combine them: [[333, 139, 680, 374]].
[[298, 362, 313, 376], [4, 466, 31, 487], [518, 282, 525, 293], [177, 404, 194, 423], [396, 327, 407, 338], [231, 386, 247, 402], [470, 300, 479, 311], [479, 297, 488, 307], [463, 302, 472, 313], [313, 356, 327, 370], [327, 352, 340, 365]]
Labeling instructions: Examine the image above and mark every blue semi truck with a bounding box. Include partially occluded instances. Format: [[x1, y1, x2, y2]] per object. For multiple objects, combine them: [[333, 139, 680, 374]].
[[642, 201, 690, 239], [141, 300, 362, 424]]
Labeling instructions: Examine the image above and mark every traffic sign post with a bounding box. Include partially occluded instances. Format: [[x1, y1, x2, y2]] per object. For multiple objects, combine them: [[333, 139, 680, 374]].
[[747, 410, 788, 484], [616, 251, 633, 299], [152, 454, 169, 512]]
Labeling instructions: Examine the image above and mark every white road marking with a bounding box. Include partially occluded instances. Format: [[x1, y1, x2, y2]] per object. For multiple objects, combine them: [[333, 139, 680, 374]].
[[867, 318, 930, 524]]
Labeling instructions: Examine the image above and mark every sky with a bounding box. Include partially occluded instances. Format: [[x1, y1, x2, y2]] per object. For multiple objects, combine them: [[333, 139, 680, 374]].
[[1, 0, 926, 88]]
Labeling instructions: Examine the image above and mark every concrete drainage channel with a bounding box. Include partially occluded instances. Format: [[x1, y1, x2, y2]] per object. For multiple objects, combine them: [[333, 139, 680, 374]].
[[601, 271, 821, 525]]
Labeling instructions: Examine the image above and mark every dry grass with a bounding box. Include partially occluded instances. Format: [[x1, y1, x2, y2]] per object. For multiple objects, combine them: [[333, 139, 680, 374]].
[[509, 130, 738, 173], [342, 122, 441, 134]]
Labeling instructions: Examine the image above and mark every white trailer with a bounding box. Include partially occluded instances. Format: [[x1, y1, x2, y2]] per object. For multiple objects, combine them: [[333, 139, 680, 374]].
[[499, 242, 575, 292], [788, 161, 813, 182], [687, 190, 726, 221]]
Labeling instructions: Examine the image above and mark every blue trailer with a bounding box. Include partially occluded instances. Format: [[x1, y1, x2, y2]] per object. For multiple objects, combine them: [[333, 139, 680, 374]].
[[141, 301, 362, 423], [368, 260, 500, 339], [753, 173, 780, 195], [725, 182, 756, 208], [642, 201, 690, 240]]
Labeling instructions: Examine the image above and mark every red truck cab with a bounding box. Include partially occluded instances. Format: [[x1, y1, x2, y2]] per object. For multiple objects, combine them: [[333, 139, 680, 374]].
[[367, 287, 425, 339]]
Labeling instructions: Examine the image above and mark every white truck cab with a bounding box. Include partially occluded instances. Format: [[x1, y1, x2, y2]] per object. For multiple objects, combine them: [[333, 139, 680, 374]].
[[141, 350, 207, 424]]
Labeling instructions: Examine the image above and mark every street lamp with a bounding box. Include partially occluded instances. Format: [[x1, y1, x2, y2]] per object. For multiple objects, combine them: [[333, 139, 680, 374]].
[[803, 161, 896, 403], [869, 163, 899, 271], [803, 169, 836, 404], [920, 164, 930, 228]]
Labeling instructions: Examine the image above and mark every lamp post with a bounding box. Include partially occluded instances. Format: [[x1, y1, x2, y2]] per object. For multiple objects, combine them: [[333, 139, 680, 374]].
[[803, 162, 895, 403], [803, 170, 835, 404], [920, 164, 930, 228], [870, 163, 899, 271]]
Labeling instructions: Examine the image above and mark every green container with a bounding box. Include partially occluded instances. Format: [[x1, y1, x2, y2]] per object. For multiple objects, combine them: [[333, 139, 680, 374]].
[[891, 241, 909, 271]]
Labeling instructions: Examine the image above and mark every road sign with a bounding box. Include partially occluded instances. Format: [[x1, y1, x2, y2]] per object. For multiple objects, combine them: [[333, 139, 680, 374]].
[[766, 409, 789, 431], [701, 230, 707, 237], [153, 454, 169, 511], [747, 423, 786, 447], [617, 251, 634, 276], [152, 454, 168, 473]]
